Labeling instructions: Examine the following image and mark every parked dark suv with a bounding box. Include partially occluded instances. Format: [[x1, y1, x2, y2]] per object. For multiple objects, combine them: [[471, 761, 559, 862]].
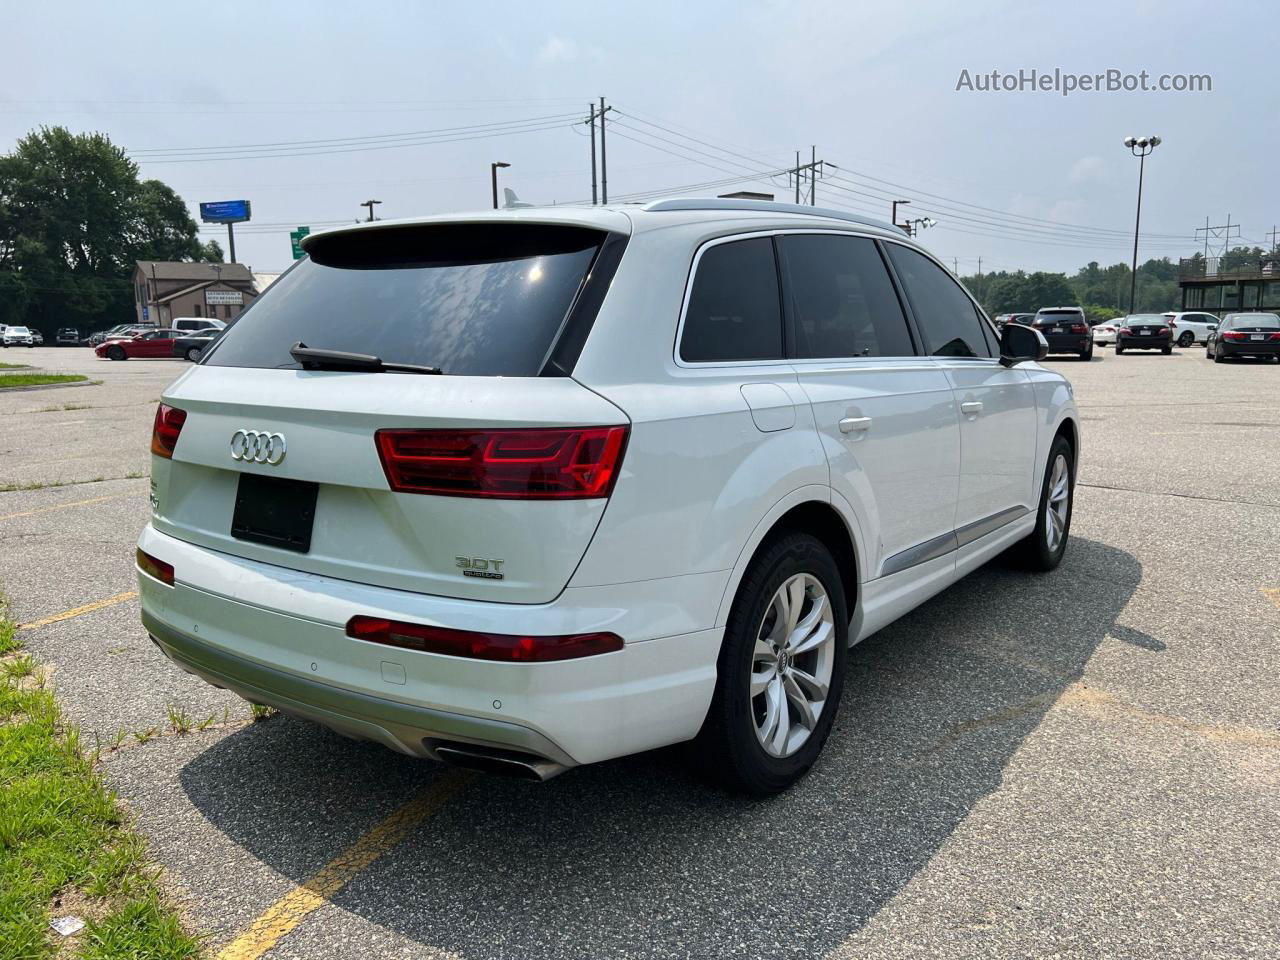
[[57, 327, 82, 346], [1032, 307, 1092, 360]]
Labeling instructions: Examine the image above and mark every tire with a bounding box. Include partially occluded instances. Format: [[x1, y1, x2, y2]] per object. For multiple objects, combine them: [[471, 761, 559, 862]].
[[1214, 349, 1225, 364], [1079, 344, 1093, 361], [107, 345, 126, 361], [185, 347, 202, 362], [1162, 346, 1172, 355], [1009, 435, 1074, 572], [695, 532, 848, 795], [1115, 344, 1124, 355], [1177, 331, 1195, 347]]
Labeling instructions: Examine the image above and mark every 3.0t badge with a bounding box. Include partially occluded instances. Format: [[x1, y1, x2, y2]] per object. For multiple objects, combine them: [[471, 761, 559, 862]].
[[230, 429, 287, 465]]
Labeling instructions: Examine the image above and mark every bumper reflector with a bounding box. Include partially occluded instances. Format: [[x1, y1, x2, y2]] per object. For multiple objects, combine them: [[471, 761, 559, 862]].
[[136, 548, 174, 586], [346, 616, 623, 662]]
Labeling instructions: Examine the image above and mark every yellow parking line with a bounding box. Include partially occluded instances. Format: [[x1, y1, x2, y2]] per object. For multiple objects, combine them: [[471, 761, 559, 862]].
[[216, 772, 471, 960], [0, 493, 129, 522], [1263, 587, 1280, 610], [17, 591, 137, 631]]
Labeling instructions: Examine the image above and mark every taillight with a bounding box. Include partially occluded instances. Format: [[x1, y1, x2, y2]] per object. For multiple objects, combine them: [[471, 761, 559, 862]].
[[1270, 333, 1280, 341], [1119, 327, 1132, 335], [1157, 327, 1170, 336], [136, 548, 174, 586], [150, 404, 187, 459], [1222, 332, 1247, 341], [375, 426, 628, 499], [346, 616, 623, 662], [1070, 324, 1087, 334]]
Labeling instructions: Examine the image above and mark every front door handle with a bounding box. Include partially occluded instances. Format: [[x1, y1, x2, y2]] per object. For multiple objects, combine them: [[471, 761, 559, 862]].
[[960, 400, 983, 416], [839, 416, 873, 434]]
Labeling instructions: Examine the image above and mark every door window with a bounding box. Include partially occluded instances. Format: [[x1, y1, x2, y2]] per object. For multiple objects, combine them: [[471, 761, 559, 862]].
[[680, 237, 783, 362], [780, 235, 915, 358], [884, 244, 994, 358]]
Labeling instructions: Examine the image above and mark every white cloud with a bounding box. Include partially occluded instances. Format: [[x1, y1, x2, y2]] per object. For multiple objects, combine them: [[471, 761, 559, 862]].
[[1068, 156, 1108, 184], [535, 36, 578, 64]]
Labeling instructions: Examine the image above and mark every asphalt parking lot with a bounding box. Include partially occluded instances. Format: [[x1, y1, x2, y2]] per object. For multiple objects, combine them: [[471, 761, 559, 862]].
[[2, 344, 1278, 960]]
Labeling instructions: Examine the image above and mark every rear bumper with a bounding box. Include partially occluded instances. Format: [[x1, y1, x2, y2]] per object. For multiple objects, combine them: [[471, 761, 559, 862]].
[[137, 525, 724, 767], [1040, 334, 1090, 353], [1117, 337, 1171, 349], [1219, 341, 1280, 357]]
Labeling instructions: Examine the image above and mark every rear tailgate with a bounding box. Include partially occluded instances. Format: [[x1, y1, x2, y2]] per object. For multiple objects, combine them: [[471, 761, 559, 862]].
[[153, 367, 627, 604]]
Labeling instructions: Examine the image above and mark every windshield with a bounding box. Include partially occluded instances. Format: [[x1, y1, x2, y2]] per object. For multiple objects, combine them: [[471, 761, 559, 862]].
[[204, 223, 607, 377], [1225, 313, 1280, 329]]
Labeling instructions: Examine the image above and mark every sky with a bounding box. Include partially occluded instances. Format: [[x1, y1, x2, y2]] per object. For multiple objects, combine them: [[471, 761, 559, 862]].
[[3, 0, 1276, 276]]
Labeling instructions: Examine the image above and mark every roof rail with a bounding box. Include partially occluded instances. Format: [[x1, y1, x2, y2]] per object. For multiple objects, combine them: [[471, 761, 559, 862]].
[[642, 197, 902, 234]]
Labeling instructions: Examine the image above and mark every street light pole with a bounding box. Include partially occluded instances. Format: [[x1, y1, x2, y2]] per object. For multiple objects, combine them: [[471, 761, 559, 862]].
[[1124, 135, 1161, 314], [892, 199, 910, 234], [360, 199, 382, 222], [491, 162, 511, 209]]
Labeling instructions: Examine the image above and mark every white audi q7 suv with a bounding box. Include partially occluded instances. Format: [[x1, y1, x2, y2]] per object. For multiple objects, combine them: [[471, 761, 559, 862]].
[[137, 199, 1078, 794]]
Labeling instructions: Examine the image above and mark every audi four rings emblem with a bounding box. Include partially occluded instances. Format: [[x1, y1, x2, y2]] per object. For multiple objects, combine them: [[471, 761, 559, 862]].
[[230, 429, 287, 465]]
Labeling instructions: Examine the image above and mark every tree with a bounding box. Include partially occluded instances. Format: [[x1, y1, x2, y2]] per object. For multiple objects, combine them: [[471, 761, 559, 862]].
[[0, 126, 211, 334]]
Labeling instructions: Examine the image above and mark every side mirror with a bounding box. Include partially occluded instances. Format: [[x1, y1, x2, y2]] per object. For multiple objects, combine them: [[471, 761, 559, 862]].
[[1207, 324, 1218, 331], [999, 322, 1048, 367]]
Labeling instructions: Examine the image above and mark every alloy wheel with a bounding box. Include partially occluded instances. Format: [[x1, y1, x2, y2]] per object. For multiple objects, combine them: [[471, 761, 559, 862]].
[[750, 573, 836, 758], [1045, 453, 1070, 552]]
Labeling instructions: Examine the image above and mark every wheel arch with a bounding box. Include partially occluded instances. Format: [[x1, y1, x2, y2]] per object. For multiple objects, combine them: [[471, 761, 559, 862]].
[[714, 488, 862, 632]]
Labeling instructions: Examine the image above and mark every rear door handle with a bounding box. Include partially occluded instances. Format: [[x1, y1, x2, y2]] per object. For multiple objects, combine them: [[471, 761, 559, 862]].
[[960, 401, 983, 416], [838, 416, 872, 434]]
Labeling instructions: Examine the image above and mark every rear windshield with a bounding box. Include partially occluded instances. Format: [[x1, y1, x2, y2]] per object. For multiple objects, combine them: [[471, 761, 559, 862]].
[[1036, 310, 1082, 319], [1127, 316, 1168, 324], [204, 223, 606, 377], [1226, 314, 1280, 329]]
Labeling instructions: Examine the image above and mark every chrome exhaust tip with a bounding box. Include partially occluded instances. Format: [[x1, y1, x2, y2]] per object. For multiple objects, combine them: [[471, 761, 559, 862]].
[[433, 742, 568, 781]]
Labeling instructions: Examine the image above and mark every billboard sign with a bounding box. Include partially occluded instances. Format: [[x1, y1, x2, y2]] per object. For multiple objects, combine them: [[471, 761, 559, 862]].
[[199, 200, 252, 224]]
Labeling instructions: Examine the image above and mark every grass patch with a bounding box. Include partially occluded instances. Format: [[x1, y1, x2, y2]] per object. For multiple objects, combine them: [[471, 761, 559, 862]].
[[0, 595, 200, 959], [0, 362, 32, 370], [0, 373, 89, 390]]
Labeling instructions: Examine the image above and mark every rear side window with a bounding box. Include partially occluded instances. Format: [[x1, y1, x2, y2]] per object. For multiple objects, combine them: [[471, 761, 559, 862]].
[[885, 244, 994, 358], [204, 224, 605, 377], [781, 234, 914, 358], [680, 237, 783, 362]]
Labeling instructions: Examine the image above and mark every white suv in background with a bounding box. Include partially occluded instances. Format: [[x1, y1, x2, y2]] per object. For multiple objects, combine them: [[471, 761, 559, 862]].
[[136, 199, 1079, 794], [1163, 311, 1219, 347], [2, 325, 35, 347]]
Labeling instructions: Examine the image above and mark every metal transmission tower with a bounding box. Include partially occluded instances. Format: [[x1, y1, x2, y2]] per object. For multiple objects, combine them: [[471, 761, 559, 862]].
[[787, 147, 832, 205], [1194, 215, 1241, 259]]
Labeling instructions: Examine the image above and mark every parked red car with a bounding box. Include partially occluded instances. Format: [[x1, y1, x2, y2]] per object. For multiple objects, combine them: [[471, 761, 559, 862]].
[[95, 328, 181, 360]]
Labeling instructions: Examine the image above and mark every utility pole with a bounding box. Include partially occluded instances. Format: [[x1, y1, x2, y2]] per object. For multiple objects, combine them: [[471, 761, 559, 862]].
[[360, 199, 382, 222], [599, 96, 612, 204], [787, 148, 828, 205], [588, 103, 598, 205], [1267, 225, 1280, 253], [977, 256, 983, 298], [226, 224, 236, 264]]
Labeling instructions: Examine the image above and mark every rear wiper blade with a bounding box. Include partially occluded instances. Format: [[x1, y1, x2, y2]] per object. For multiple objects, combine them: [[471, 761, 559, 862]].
[[289, 342, 441, 375]]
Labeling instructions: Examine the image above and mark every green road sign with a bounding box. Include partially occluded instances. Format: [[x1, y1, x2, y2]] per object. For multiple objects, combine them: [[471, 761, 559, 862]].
[[290, 226, 311, 260]]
